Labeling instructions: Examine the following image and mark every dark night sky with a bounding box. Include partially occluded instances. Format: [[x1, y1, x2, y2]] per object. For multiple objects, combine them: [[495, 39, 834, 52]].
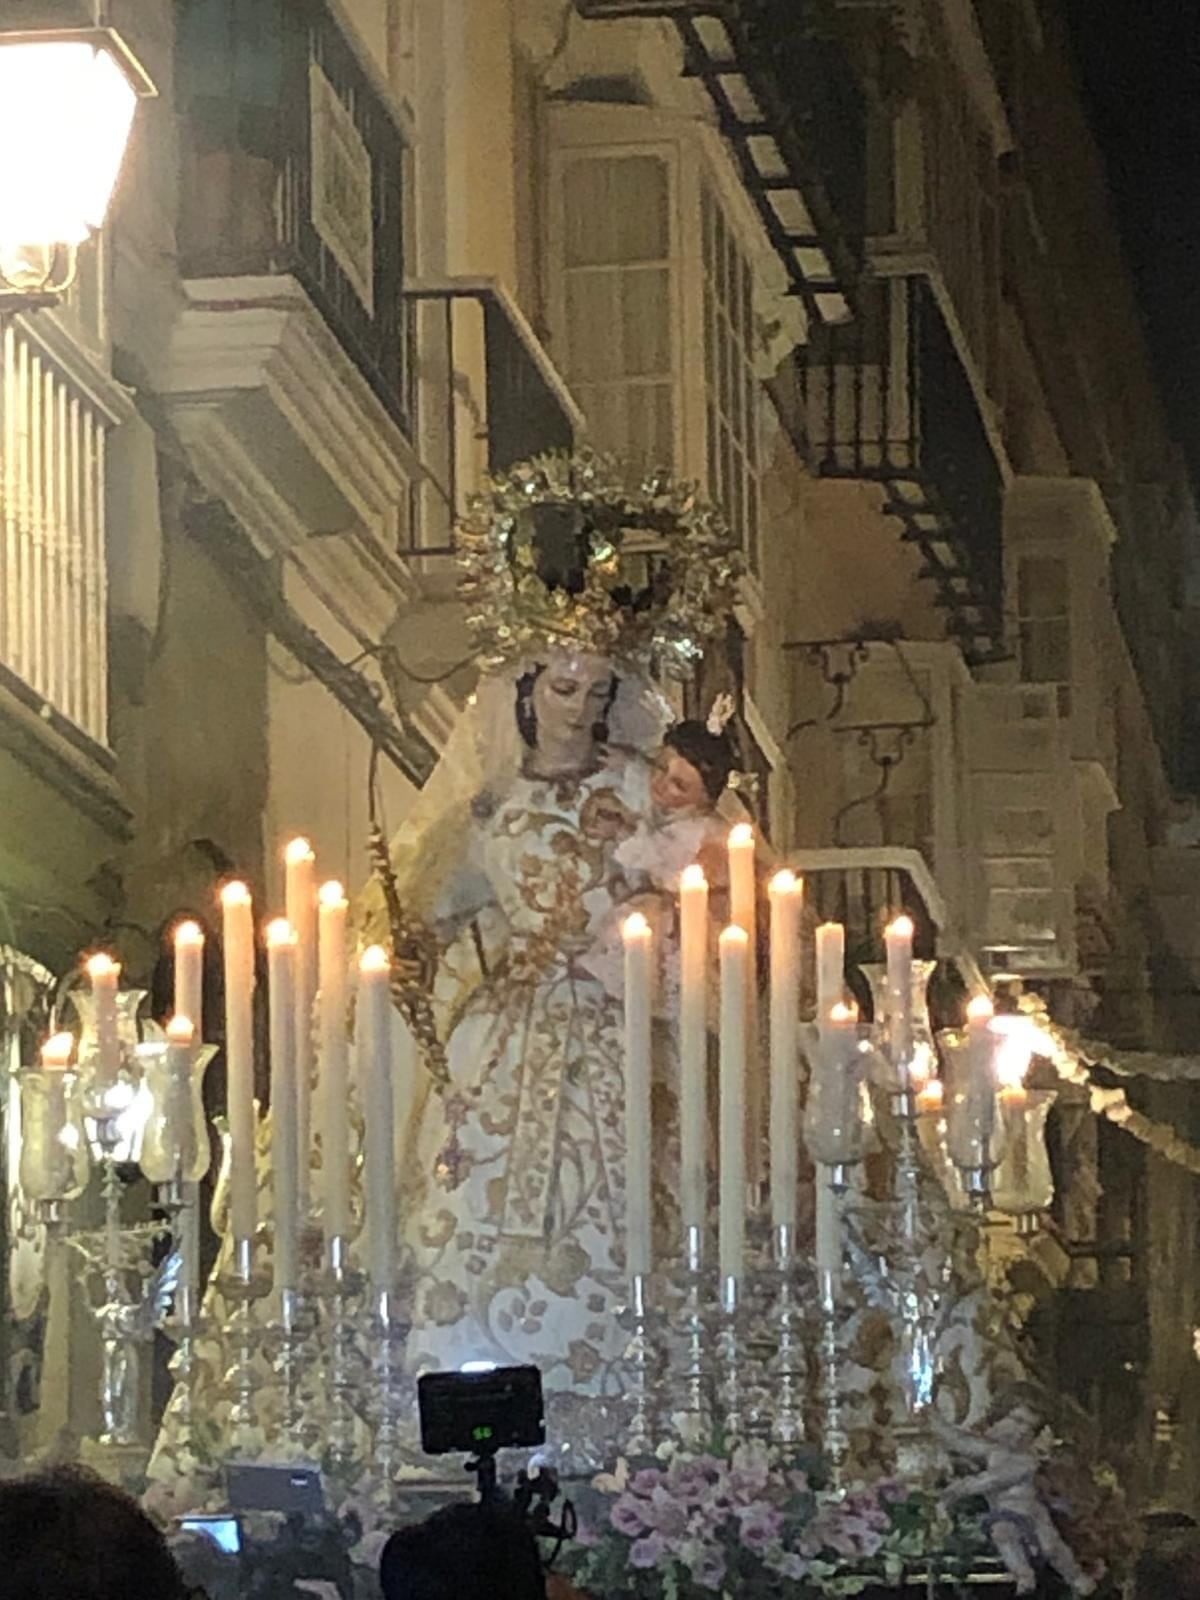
[[1064, 2, 1200, 485]]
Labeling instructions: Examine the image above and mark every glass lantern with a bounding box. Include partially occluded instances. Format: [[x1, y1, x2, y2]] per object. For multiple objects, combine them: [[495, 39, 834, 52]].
[[936, 1025, 1000, 1202], [802, 1020, 873, 1186], [861, 959, 938, 1094], [18, 1067, 91, 1218], [138, 1040, 217, 1195], [70, 985, 156, 1159], [991, 1089, 1057, 1225]]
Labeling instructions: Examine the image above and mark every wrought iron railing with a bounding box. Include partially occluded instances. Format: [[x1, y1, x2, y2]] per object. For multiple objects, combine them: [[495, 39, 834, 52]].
[[573, 0, 867, 316], [176, 0, 409, 427], [402, 280, 582, 553], [800, 274, 1006, 659]]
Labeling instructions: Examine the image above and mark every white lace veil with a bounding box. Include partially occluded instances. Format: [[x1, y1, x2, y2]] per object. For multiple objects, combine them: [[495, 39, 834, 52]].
[[357, 654, 673, 937]]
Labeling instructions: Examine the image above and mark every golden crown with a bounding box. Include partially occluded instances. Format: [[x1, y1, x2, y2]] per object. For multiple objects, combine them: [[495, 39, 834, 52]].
[[456, 450, 742, 677]]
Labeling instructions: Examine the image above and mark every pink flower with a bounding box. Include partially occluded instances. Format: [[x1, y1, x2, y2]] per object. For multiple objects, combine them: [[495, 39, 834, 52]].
[[770, 1552, 809, 1581], [690, 1548, 727, 1591], [611, 1494, 648, 1537], [631, 1468, 663, 1497], [642, 1487, 688, 1540], [629, 1532, 668, 1569], [736, 1505, 784, 1553]]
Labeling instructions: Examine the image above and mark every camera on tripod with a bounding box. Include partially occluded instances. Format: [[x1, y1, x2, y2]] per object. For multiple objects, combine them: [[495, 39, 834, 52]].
[[417, 1364, 574, 1558]]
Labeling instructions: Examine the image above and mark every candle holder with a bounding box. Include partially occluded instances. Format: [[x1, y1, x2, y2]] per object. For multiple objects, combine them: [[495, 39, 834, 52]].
[[317, 1241, 367, 1474], [716, 1275, 747, 1446], [861, 960, 938, 1093], [364, 1280, 414, 1514], [669, 1227, 712, 1448], [620, 1272, 662, 1456], [266, 1285, 322, 1461], [218, 1242, 271, 1455], [814, 1283, 849, 1502], [991, 1089, 1057, 1223], [17, 1063, 91, 1223], [768, 1224, 805, 1447]]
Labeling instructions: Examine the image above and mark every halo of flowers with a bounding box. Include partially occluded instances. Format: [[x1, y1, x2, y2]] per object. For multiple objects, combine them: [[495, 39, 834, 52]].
[[456, 449, 742, 678]]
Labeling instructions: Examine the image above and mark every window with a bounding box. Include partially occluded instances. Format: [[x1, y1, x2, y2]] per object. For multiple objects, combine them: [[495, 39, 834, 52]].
[[702, 185, 761, 575], [1017, 554, 1071, 716], [548, 104, 772, 561], [0, 323, 110, 746], [559, 152, 675, 476]]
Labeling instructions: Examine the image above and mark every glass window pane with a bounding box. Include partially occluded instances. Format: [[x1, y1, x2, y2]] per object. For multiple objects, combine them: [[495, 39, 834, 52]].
[[566, 272, 622, 380], [621, 266, 671, 377]]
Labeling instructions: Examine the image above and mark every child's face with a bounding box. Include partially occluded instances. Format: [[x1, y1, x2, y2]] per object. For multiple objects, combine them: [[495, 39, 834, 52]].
[[651, 748, 710, 814]]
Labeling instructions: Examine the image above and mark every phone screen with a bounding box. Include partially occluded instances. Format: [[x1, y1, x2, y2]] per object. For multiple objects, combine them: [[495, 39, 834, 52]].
[[179, 1516, 242, 1556]]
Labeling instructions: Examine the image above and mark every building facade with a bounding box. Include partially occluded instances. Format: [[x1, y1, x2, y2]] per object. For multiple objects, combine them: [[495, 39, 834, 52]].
[[1, 0, 1199, 1507]]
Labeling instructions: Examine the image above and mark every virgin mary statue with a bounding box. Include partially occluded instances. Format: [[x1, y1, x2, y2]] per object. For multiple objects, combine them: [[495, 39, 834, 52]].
[[359, 455, 741, 1417]]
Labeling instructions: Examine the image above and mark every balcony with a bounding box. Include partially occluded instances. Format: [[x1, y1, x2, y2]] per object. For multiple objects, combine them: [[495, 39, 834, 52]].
[[800, 275, 1007, 662], [175, 0, 408, 427], [573, 0, 866, 323], [402, 280, 584, 554]]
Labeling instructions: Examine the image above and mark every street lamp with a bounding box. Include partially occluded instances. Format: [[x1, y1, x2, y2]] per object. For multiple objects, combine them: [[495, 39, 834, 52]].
[[0, 25, 155, 310]]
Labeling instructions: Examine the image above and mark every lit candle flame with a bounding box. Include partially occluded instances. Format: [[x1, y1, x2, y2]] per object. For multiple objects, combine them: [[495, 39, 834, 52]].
[[41, 1031, 74, 1068], [885, 914, 914, 940], [680, 863, 708, 891], [284, 837, 315, 865], [85, 952, 120, 980], [265, 918, 297, 949], [719, 924, 750, 948], [829, 1001, 858, 1023], [916, 1079, 944, 1113], [166, 1015, 196, 1045], [991, 1014, 1033, 1090], [729, 822, 754, 849], [769, 869, 802, 896], [174, 919, 204, 949], [221, 880, 252, 909], [319, 879, 348, 909], [622, 911, 652, 941], [359, 945, 390, 975]]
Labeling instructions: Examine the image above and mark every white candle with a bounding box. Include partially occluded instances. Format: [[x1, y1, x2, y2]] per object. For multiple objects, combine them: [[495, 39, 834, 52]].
[[815, 1173, 841, 1309], [884, 914, 915, 1085], [622, 913, 653, 1278], [85, 953, 121, 1087], [318, 881, 352, 1246], [221, 882, 258, 1254], [728, 824, 760, 1187], [815, 921, 845, 1023], [267, 918, 300, 1293], [164, 1015, 197, 1179], [965, 995, 999, 1156], [768, 870, 803, 1235], [719, 925, 748, 1291], [173, 921, 205, 1043], [285, 838, 317, 1214], [679, 864, 709, 1241], [359, 945, 397, 1292]]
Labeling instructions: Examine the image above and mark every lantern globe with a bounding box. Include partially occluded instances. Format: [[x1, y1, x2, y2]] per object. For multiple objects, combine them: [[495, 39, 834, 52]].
[[0, 37, 140, 257]]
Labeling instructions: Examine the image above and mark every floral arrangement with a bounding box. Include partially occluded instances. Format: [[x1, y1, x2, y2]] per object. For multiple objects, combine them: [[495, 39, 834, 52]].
[[562, 1441, 1130, 1599]]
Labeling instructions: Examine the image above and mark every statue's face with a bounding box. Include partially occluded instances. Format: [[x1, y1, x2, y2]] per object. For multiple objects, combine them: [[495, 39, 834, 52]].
[[530, 652, 615, 750], [651, 748, 709, 814]]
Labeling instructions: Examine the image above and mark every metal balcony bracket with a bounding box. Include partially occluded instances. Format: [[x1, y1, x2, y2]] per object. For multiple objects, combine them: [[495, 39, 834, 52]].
[[830, 717, 934, 845], [782, 637, 872, 737]]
